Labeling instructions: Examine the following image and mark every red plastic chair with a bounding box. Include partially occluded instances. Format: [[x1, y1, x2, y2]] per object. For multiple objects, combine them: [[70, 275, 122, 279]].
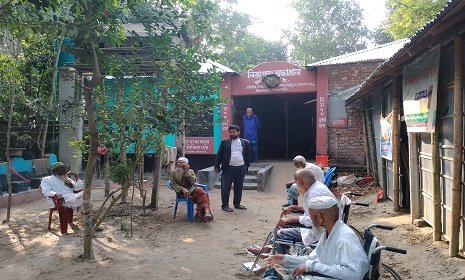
[[40, 185, 74, 234]]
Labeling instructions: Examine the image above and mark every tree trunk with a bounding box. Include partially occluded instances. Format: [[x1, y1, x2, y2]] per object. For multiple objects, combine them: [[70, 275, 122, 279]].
[[81, 29, 104, 258], [104, 153, 110, 197], [81, 77, 101, 259], [147, 146, 163, 209], [5, 79, 16, 223], [115, 75, 129, 203], [5, 45, 18, 223]]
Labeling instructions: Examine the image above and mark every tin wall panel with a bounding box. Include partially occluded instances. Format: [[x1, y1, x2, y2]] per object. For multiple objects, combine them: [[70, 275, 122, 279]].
[[419, 132, 433, 225]]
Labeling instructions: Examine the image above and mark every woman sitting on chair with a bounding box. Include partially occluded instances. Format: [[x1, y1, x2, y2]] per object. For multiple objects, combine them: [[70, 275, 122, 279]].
[[170, 157, 213, 222]]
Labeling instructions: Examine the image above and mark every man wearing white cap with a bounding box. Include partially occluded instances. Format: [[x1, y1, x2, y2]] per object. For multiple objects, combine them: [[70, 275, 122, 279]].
[[40, 162, 84, 234], [170, 157, 213, 222], [283, 155, 325, 207], [247, 168, 335, 255], [262, 196, 369, 280]]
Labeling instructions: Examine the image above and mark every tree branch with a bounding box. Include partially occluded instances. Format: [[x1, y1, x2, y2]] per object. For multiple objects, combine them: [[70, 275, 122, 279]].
[[0, 0, 15, 11]]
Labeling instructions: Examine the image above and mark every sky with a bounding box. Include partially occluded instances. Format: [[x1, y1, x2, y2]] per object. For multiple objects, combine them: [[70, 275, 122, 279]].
[[234, 0, 387, 42]]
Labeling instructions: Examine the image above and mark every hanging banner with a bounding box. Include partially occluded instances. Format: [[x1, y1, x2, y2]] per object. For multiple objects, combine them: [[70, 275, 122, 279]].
[[175, 137, 214, 154], [380, 113, 392, 160], [402, 46, 440, 132]]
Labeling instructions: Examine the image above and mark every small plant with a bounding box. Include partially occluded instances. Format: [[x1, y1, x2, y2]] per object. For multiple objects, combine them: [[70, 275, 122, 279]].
[[120, 222, 126, 231], [9, 132, 33, 148]]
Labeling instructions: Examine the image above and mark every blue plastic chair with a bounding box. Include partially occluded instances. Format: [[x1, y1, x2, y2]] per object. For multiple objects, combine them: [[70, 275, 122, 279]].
[[324, 167, 336, 187], [166, 181, 208, 222]]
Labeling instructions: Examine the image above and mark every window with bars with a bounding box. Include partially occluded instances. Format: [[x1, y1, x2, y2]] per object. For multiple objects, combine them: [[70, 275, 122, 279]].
[[185, 112, 214, 137]]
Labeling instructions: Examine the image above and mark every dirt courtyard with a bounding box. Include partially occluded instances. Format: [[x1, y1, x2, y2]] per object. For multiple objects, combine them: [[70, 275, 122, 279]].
[[1, 161, 464, 280]]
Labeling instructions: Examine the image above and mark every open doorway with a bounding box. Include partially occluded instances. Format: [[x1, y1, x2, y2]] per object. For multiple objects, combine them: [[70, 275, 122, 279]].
[[233, 93, 317, 160]]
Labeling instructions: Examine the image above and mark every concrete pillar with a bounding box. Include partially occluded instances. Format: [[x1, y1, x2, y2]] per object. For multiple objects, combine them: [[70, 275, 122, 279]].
[[316, 65, 328, 156], [58, 67, 83, 172]]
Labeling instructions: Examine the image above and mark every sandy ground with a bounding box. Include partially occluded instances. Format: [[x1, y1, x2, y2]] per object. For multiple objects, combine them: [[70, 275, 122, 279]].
[[1, 161, 465, 280]]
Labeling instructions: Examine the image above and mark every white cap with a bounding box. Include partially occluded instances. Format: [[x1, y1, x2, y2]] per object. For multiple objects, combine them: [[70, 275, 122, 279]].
[[293, 155, 306, 164], [177, 157, 189, 164], [308, 196, 338, 209]]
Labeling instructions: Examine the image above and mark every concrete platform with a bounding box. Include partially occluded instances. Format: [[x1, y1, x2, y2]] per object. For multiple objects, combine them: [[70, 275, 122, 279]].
[[0, 189, 44, 208]]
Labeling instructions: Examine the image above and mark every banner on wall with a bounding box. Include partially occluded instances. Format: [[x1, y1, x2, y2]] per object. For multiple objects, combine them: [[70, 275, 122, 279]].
[[402, 46, 440, 133], [175, 137, 214, 154], [380, 113, 392, 160]]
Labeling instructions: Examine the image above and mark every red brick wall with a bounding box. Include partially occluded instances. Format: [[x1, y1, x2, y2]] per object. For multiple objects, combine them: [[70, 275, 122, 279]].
[[327, 62, 381, 167]]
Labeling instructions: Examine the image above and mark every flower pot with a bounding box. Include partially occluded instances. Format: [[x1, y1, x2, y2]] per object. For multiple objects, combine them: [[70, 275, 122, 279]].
[[8, 148, 26, 157]]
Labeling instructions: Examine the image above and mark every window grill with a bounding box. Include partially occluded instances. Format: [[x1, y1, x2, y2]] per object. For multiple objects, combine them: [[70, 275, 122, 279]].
[[185, 112, 213, 137]]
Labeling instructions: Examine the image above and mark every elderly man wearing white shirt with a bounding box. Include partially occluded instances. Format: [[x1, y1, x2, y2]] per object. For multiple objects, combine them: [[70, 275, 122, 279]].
[[284, 155, 325, 207], [262, 196, 369, 280], [248, 168, 336, 256], [40, 162, 83, 234]]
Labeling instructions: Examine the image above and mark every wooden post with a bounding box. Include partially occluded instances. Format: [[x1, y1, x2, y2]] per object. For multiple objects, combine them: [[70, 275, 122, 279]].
[[408, 132, 420, 222], [362, 103, 371, 176], [364, 98, 379, 184], [450, 35, 463, 257], [431, 114, 442, 241], [392, 78, 400, 211]]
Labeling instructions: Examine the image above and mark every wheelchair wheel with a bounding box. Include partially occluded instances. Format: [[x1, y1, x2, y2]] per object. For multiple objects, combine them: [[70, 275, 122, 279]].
[[381, 263, 402, 280]]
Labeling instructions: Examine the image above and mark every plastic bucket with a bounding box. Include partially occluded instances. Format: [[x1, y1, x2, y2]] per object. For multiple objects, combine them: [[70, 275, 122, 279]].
[[315, 155, 329, 167]]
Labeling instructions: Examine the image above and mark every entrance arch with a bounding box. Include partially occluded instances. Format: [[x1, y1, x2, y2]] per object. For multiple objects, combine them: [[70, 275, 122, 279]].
[[221, 61, 328, 160]]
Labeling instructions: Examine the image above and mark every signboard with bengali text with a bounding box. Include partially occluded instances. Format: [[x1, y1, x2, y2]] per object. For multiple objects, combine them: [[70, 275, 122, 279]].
[[231, 62, 317, 95], [175, 137, 214, 154]]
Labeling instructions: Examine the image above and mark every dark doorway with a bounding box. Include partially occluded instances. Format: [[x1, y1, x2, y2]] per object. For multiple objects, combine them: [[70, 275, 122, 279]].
[[233, 93, 317, 160]]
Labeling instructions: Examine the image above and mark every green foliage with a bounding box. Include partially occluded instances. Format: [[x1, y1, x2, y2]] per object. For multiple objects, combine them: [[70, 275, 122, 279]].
[[219, 34, 288, 73], [109, 159, 134, 185], [185, 0, 288, 72], [369, 27, 396, 46], [384, 0, 448, 40], [187, 0, 251, 54], [75, 0, 223, 158], [290, 0, 368, 64], [0, 52, 27, 123]]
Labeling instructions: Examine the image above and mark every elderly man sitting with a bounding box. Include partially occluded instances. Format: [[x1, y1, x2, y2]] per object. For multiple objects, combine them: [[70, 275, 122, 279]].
[[247, 169, 336, 256], [262, 196, 369, 280], [284, 156, 325, 207], [170, 157, 213, 222], [40, 162, 84, 234]]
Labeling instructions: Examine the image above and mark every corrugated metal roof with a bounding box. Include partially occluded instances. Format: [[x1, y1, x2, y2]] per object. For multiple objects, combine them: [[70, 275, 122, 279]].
[[199, 60, 237, 74], [122, 23, 181, 37], [333, 84, 362, 101], [307, 39, 410, 67], [348, 0, 462, 102]]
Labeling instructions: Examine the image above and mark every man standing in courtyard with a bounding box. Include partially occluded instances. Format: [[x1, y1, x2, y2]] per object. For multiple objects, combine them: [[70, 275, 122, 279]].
[[243, 108, 260, 162], [214, 125, 252, 212]]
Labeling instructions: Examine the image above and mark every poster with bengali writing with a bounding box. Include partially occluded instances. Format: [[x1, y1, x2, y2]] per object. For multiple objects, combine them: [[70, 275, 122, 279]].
[[176, 137, 214, 154], [402, 46, 440, 133]]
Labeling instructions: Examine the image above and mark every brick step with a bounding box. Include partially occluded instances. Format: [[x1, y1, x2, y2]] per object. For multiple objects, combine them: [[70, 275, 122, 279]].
[[216, 175, 257, 183], [247, 167, 261, 175], [214, 182, 258, 190]]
